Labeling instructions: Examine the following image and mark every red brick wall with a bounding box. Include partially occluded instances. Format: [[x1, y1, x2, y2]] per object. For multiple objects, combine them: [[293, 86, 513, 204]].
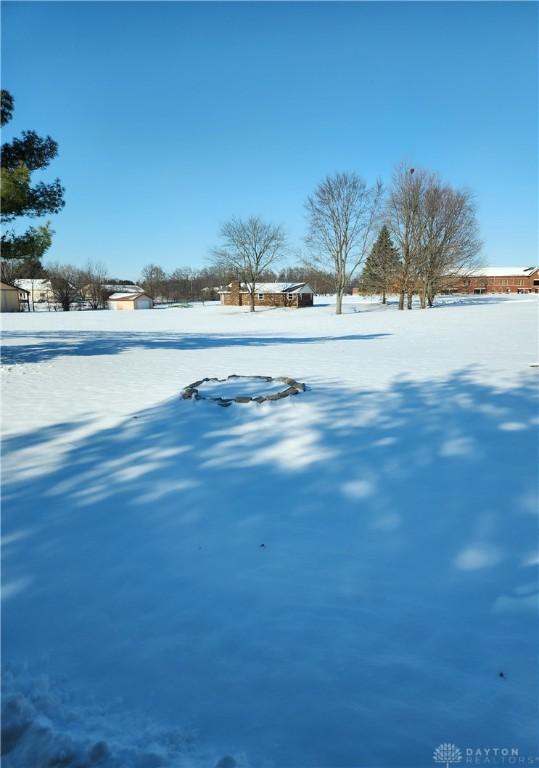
[[456, 273, 539, 294]]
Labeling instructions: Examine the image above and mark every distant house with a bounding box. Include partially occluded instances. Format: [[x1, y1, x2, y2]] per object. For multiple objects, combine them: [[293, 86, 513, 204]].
[[1, 281, 30, 312], [453, 266, 539, 294], [14, 278, 54, 305], [219, 281, 314, 308], [108, 292, 154, 310]]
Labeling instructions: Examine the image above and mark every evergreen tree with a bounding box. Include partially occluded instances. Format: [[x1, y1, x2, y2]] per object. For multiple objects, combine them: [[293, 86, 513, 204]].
[[360, 225, 401, 303], [1, 89, 65, 267], [0, 90, 14, 126]]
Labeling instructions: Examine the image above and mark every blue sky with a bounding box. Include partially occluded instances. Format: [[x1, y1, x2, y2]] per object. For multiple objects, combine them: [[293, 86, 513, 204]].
[[2, 1, 537, 278]]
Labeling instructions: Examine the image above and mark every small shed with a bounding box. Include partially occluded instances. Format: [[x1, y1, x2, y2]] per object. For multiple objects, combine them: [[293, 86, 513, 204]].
[[1, 281, 30, 312], [108, 292, 154, 310]]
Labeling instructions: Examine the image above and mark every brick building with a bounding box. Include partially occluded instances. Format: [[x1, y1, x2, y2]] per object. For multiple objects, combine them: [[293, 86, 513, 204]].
[[219, 281, 314, 308], [454, 266, 539, 294]]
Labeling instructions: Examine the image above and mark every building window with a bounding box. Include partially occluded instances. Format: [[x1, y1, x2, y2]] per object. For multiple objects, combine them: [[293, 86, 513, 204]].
[[257, 293, 264, 300], [288, 293, 294, 300]]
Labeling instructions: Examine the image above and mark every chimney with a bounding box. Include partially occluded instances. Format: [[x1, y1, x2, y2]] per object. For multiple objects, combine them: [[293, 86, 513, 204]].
[[230, 280, 241, 295]]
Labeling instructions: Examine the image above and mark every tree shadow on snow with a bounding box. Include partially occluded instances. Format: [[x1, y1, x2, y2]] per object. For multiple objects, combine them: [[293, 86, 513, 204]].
[[0, 331, 390, 366], [431, 295, 524, 308], [2, 373, 538, 767]]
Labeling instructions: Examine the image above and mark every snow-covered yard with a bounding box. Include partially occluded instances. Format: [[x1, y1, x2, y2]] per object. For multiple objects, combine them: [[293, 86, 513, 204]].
[[1, 295, 538, 768]]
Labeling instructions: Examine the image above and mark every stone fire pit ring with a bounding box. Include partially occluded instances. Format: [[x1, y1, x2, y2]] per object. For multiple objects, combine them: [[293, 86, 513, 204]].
[[180, 375, 306, 407]]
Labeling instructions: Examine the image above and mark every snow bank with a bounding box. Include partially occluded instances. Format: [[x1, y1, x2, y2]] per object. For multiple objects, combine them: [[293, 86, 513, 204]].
[[2, 665, 247, 768]]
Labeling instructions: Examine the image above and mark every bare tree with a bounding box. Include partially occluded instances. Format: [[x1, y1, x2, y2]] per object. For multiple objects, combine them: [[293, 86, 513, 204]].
[[46, 262, 83, 311], [82, 260, 108, 309], [388, 164, 481, 309], [1, 258, 19, 284], [386, 164, 429, 310], [211, 216, 286, 312], [304, 172, 383, 314], [416, 181, 481, 307], [140, 264, 166, 301], [277, 261, 335, 295]]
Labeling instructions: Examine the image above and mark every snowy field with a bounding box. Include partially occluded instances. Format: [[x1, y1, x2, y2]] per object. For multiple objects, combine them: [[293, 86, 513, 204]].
[[1, 294, 538, 768]]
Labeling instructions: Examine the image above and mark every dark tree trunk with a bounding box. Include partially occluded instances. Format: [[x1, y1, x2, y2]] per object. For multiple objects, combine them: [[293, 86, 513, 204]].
[[407, 292, 413, 310], [398, 290, 405, 310]]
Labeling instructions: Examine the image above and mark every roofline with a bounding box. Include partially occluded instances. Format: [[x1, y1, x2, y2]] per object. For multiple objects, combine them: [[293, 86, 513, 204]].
[[108, 292, 152, 301], [463, 264, 539, 274], [219, 282, 311, 294], [1, 281, 30, 293]]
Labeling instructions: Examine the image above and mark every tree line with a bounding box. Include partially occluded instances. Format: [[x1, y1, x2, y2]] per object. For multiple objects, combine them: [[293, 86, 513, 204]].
[[137, 262, 337, 305], [141, 166, 481, 315], [1, 88, 481, 314], [2, 260, 338, 311], [209, 167, 480, 313]]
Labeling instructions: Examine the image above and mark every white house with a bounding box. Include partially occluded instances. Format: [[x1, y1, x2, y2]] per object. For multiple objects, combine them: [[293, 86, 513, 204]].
[[15, 278, 54, 305]]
